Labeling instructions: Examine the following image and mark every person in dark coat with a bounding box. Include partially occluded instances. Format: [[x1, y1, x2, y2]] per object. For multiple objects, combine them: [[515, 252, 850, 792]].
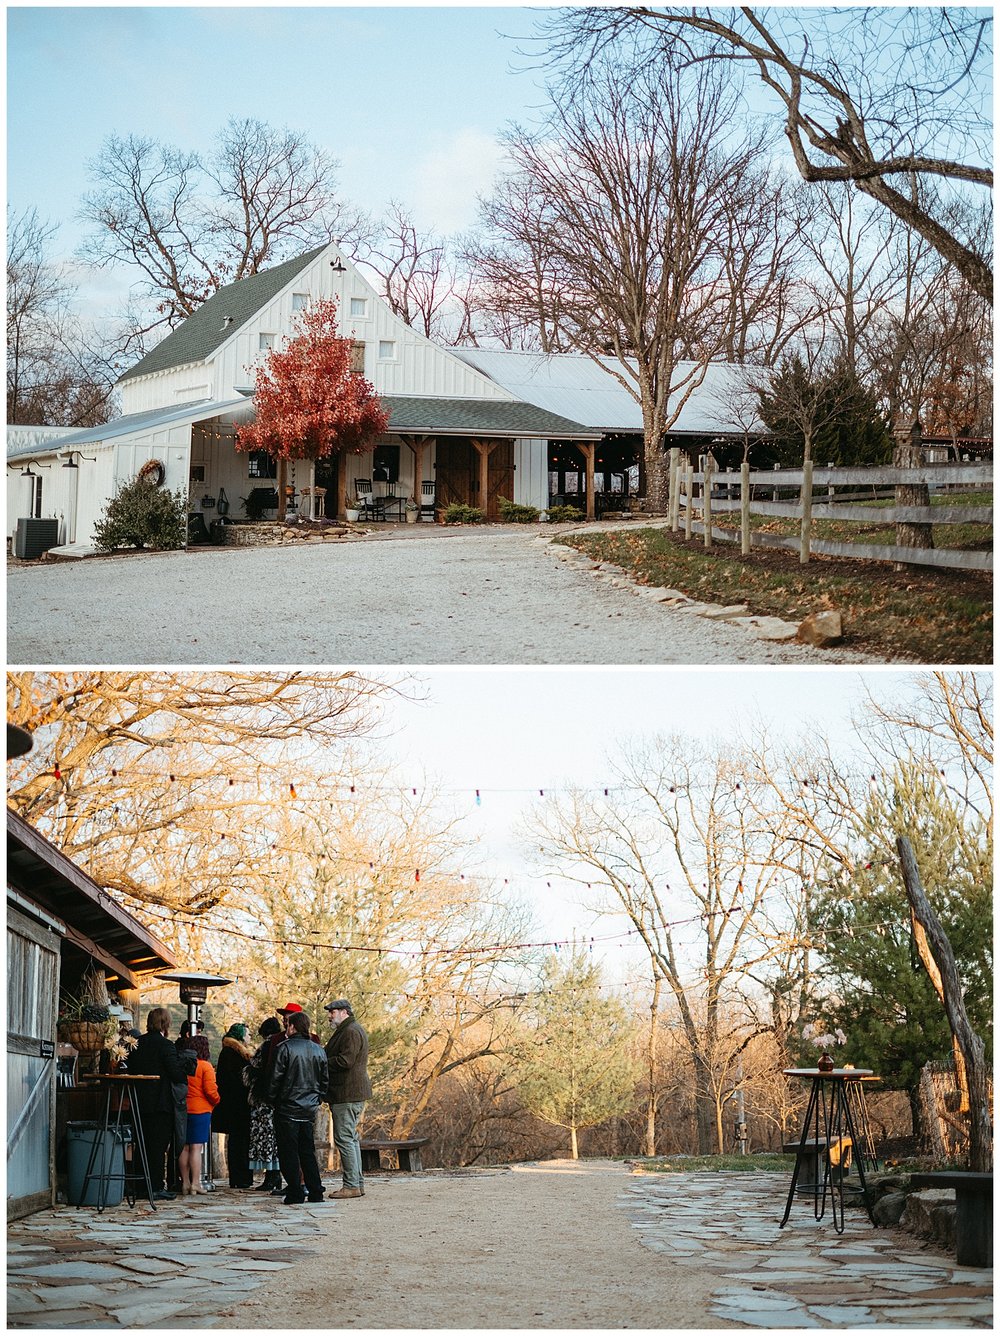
[[323, 999, 373, 1200], [247, 1017, 284, 1192], [266, 1010, 328, 1206], [213, 1022, 254, 1188], [128, 1006, 196, 1200]]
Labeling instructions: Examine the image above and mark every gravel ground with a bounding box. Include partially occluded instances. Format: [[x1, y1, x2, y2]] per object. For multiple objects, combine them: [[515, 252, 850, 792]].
[[8, 525, 877, 666]]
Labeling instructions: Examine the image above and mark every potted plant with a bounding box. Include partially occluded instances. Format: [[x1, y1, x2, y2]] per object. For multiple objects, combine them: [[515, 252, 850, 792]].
[[345, 506, 361, 523], [404, 499, 419, 524], [57, 964, 114, 1054]]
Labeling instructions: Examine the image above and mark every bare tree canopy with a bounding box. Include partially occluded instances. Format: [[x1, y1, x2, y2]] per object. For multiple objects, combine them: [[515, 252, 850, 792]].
[[543, 7, 994, 301], [471, 56, 801, 508], [78, 117, 372, 356], [7, 208, 117, 426]]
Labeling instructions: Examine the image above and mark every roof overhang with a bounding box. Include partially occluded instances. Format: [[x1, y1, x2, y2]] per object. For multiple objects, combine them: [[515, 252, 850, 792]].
[[380, 395, 601, 441], [6, 809, 177, 987]]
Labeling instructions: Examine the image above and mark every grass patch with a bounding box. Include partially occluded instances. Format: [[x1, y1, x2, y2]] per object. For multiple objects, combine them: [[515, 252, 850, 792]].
[[632, 1153, 794, 1173], [559, 527, 992, 663]]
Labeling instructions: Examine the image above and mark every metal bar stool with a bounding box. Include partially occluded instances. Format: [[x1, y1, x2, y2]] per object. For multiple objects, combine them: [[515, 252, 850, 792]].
[[77, 1074, 159, 1211]]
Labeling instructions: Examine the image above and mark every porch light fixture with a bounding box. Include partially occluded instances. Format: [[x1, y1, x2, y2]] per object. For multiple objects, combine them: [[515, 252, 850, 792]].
[[329, 259, 346, 272], [20, 465, 36, 477], [62, 452, 97, 469]]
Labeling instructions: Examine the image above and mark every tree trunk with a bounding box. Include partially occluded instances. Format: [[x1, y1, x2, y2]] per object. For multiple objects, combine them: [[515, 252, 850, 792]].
[[691, 1053, 718, 1155], [897, 835, 992, 1171], [644, 978, 662, 1157], [570, 1125, 579, 1160], [893, 416, 934, 555], [644, 430, 670, 514], [277, 458, 288, 522]]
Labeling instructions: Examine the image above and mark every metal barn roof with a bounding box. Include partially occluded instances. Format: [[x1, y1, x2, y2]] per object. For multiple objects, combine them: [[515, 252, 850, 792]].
[[449, 348, 764, 435], [7, 399, 251, 460]]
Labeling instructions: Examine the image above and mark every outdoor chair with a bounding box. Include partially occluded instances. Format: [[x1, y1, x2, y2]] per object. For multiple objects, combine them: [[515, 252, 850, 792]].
[[420, 480, 436, 522], [355, 479, 384, 521]]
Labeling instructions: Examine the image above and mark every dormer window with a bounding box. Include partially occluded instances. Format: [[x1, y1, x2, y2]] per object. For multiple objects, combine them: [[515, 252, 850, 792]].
[[291, 293, 309, 311]]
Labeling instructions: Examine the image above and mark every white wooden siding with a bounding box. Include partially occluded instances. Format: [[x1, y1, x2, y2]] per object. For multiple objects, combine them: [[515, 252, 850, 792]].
[[514, 439, 549, 509]]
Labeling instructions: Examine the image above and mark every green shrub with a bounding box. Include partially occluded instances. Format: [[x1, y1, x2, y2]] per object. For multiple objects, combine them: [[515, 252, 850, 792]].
[[443, 503, 485, 525], [497, 496, 540, 523], [546, 504, 586, 523], [93, 477, 189, 552]]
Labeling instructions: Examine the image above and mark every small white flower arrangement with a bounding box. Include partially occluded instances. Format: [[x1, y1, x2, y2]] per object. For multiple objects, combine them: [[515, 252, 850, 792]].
[[802, 1022, 847, 1049]]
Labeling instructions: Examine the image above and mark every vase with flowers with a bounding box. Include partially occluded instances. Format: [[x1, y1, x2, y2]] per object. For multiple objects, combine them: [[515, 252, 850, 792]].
[[802, 1022, 847, 1072]]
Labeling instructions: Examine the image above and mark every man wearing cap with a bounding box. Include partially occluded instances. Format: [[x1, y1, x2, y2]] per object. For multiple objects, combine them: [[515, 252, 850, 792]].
[[323, 1000, 372, 1200], [266, 1010, 329, 1205]]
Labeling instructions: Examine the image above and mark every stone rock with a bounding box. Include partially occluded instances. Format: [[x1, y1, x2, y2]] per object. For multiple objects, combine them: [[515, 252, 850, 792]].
[[797, 609, 844, 646], [700, 604, 750, 619], [901, 1190, 956, 1249], [747, 616, 799, 643], [873, 1191, 909, 1226]]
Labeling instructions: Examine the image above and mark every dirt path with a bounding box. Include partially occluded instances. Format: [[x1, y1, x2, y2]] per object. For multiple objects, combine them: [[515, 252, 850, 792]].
[[219, 1160, 730, 1329]]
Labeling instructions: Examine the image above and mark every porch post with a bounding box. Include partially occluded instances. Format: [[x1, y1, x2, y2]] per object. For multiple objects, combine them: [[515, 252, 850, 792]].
[[470, 438, 501, 516], [336, 457, 347, 520], [578, 442, 596, 520], [401, 435, 434, 502]]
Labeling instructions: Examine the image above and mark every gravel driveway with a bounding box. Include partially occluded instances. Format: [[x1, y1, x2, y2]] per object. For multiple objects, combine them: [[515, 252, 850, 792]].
[[7, 526, 875, 666]]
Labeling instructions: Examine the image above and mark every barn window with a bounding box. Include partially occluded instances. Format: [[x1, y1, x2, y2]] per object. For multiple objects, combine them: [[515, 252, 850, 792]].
[[291, 293, 309, 311], [247, 451, 278, 479], [372, 444, 400, 484], [259, 332, 275, 351], [378, 340, 397, 360], [350, 297, 367, 317]]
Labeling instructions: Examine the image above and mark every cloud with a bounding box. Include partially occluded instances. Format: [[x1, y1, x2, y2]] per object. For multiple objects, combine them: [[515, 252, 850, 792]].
[[406, 129, 509, 236]]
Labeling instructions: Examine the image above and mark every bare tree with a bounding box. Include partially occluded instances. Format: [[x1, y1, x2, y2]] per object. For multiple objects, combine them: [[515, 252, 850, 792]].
[[546, 7, 993, 301], [471, 56, 786, 510], [360, 202, 453, 341], [528, 736, 817, 1154], [79, 118, 371, 355], [7, 208, 117, 426]]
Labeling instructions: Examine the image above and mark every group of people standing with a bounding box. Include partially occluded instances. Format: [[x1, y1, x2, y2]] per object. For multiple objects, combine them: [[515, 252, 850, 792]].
[[129, 997, 371, 1206]]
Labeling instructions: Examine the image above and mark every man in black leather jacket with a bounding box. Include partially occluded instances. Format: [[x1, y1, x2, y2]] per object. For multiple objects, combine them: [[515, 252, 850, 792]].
[[266, 1010, 329, 1205]]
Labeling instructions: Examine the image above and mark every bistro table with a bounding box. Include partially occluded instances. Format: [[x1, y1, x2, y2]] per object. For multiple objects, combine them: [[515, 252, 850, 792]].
[[77, 1074, 158, 1212], [781, 1067, 879, 1233]]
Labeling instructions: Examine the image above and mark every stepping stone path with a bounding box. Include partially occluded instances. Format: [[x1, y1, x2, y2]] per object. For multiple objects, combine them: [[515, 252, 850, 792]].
[[7, 1192, 323, 1328], [621, 1171, 993, 1328]]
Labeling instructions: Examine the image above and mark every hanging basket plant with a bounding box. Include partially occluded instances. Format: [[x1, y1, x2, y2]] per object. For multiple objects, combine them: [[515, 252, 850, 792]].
[[57, 964, 114, 1051]]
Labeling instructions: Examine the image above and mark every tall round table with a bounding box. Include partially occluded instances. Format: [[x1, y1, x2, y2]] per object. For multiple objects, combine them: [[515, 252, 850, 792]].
[[781, 1067, 879, 1233], [77, 1074, 159, 1211]]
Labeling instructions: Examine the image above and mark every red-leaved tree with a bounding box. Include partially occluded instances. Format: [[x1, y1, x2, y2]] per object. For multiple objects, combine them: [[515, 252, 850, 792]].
[[236, 298, 389, 519]]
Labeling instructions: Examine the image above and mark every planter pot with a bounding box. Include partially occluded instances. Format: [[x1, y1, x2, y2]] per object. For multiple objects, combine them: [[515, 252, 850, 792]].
[[345, 509, 361, 523], [405, 510, 418, 524], [58, 1020, 107, 1054]]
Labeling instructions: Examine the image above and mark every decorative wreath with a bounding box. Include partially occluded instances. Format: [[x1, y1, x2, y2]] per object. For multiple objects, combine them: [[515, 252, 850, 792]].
[[138, 458, 166, 486]]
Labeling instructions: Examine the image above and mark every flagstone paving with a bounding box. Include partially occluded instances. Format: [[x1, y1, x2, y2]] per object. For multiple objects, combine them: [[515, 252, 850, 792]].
[[621, 1171, 993, 1328], [7, 1191, 323, 1328], [7, 1170, 993, 1329]]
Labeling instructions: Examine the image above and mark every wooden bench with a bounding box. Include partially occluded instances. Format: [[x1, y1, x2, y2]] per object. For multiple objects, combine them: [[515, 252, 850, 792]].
[[784, 1136, 853, 1191], [909, 1171, 993, 1267], [360, 1138, 429, 1173]]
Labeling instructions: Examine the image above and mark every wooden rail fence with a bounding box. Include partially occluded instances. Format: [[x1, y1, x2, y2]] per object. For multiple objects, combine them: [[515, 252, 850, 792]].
[[667, 452, 992, 573]]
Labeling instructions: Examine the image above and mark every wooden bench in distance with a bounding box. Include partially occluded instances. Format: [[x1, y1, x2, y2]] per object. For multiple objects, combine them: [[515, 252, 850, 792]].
[[360, 1138, 429, 1173], [909, 1171, 993, 1267]]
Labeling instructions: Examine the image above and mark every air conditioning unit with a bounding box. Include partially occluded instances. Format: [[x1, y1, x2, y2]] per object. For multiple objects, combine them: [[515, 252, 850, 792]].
[[14, 517, 60, 560]]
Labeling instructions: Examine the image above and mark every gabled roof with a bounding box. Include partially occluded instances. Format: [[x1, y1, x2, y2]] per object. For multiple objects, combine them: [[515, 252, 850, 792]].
[[381, 395, 599, 440], [7, 399, 251, 460], [450, 348, 764, 434], [118, 246, 327, 384]]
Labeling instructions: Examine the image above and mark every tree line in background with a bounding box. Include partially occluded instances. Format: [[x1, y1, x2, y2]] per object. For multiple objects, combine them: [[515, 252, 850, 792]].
[[7, 670, 991, 1165], [8, 8, 992, 504]]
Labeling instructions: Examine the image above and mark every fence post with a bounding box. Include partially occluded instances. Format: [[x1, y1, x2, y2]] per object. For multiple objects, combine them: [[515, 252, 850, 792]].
[[799, 458, 814, 565], [772, 462, 780, 501], [684, 459, 693, 540], [703, 456, 714, 548], [668, 447, 680, 531], [741, 460, 751, 556]]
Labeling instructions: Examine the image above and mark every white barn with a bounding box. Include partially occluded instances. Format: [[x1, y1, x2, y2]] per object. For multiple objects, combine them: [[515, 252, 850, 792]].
[[7, 241, 754, 549]]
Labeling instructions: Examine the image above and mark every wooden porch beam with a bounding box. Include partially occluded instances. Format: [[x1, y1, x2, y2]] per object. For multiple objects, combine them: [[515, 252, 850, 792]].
[[400, 435, 436, 503], [575, 442, 596, 520], [470, 438, 503, 514]]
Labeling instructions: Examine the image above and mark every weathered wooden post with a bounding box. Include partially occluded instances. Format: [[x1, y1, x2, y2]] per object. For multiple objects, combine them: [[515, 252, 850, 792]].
[[703, 456, 714, 548], [799, 458, 813, 565], [684, 459, 694, 540], [668, 447, 680, 531], [740, 460, 751, 556]]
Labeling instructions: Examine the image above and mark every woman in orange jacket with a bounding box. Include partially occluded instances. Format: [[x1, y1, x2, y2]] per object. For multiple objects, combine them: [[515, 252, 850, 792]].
[[180, 1034, 220, 1194]]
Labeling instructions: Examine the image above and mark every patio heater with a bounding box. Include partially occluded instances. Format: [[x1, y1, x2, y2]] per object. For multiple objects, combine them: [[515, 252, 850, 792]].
[[156, 970, 233, 1190]]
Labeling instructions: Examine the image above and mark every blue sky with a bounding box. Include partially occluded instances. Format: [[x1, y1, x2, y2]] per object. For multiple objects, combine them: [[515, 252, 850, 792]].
[[8, 6, 544, 264]]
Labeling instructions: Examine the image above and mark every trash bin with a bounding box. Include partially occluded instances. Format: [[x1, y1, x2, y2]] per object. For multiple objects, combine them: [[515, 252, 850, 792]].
[[67, 1121, 126, 1207]]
